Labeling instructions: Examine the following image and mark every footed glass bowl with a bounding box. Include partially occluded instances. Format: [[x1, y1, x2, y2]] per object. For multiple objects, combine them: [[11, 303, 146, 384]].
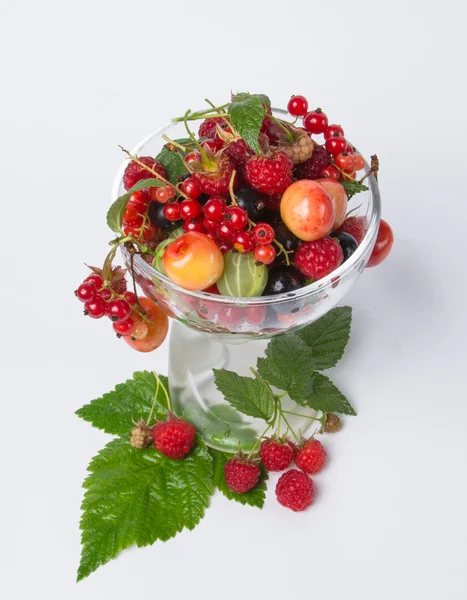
[[113, 109, 381, 451]]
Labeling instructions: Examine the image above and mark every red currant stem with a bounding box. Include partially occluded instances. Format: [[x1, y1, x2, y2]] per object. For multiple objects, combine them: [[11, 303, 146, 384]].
[[183, 110, 209, 163], [118, 146, 189, 199], [146, 375, 160, 425], [247, 423, 271, 460], [273, 239, 292, 266], [161, 134, 188, 152], [359, 155, 379, 183], [267, 113, 295, 143], [334, 163, 357, 181], [228, 170, 238, 205]]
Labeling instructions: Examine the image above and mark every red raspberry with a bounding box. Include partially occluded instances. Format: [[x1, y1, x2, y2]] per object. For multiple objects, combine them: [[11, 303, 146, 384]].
[[192, 153, 234, 196], [152, 414, 196, 460], [275, 470, 314, 511], [295, 238, 344, 280], [224, 457, 261, 493], [225, 139, 254, 166], [123, 156, 166, 190], [199, 117, 226, 139], [338, 216, 365, 244], [294, 144, 331, 180], [295, 439, 326, 474], [260, 438, 295, 471], [244, 151, 293, 195]]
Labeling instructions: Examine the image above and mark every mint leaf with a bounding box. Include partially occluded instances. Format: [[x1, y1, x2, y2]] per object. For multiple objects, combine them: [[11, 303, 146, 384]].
[[213, 369, 274, 421], [232, 92, 271, 109], [209, 448, 268, 508], [298, 307, 352, 370], [228, 96, 265, 154], [77, 437, 213, 581], [156, 138, 191, 184], [75, 371, 169, 436], [107, 178, 164, 233], [257, 334, 315, 402], [340, 179, 369, 197], [303, 372, 356, 415]]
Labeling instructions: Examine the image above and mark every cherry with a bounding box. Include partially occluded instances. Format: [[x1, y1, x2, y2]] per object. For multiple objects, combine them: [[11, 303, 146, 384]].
[[179, 198, 202, 221], [204, 197, 226, 222], [124, 297, 168, 353], [84, 296, 107, 319], [254, 244, 276, 265], [180, 177, 202, 199], [325, 133, 347, 157], [107, 298, 131, 323], [352, 154, 365, 171], [303, 108, 328, 135], [335, 152, 355, 172], [76, 281, 97, 302], [367, 219, 394, 267], [223, 206, 249, 231], [86, 274, 104, 288], [113, 318, 135, 336], [252, 223, 275, 245], [124, 291, 137, 305], [287, 95, 308, 117], [233, 231, 255, 253], [183, 216, 205, 233], [163, 202, 181, 222], [324, 124, 344, 140], [217, 222, 236, 242]]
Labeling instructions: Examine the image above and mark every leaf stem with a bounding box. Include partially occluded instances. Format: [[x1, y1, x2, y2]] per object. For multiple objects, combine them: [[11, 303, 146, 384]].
[[152, 372, 171, 413], [247, 423, 271, 460], [282, 409, 322, 421]]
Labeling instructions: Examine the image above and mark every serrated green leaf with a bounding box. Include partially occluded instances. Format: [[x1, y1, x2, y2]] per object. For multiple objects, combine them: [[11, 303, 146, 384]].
[[298, 307, 352, 370], [257, 334, 315, 402], [77, 437, 213, 581], [303, 372, 356, 415], [213, 369, 274, 421], [156, 138, 191, 184], [228, 96, 265, 154], [209, 448, 268, 508], [340, 179, 369, 198], [106, 178, 164, 233], [232, 92, 271, 108], [75, 371, 169, 436]]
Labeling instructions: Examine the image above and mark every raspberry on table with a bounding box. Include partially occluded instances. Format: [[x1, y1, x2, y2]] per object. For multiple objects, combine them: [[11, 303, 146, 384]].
[[123, 156, 166, 190], [152, 414, 196, 460], [260, 438, 295, 471], [294, 144, 331, 180], [295, 237, 344, 280], [244, 151, 293, 195], [295, 438, 326, 474], [224, 457, 261, 493], [275, 469, 314, 511]]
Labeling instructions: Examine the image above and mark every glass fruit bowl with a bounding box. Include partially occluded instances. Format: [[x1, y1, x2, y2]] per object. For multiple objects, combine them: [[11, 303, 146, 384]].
[[113, 109, 381, 451]]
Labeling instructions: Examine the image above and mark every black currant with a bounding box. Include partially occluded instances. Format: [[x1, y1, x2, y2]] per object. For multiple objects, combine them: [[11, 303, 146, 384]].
[[148, 202, 181, 230], [263, 266, 306, 295], [333, 231, 358, 261], [235, 188, 266, 220]]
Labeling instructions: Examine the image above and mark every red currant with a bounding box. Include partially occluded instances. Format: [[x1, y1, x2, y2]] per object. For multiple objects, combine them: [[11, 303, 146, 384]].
[[86, 274, 104, 288], [124, 291, 137, 305], [324, 124, 344, 140], [233, 231, 255, 253], [76, 281, 96, 302], [303, 108, 328, 134], [325, 133, 347, 156], [154, 186, 175, 203], [99, 288, 112, 301], [204, 197, 226, 222], [163, 203, 181, 222], [335, 152, 355, 171], [124, 222, 157, 241], [113, 317, 135, 336], [217, 222, 236, 242], [218, 306, 243, 326], [183, 216, 205, 233], [319, 165, 340, 180], [128, 190, 150, 209], [180, 198, 202, 221], [180, 177, 202, 199], [254, 244, 276, 265], [203, 218, 219, 234], [252, 223, 275, 245], [287, 95, 308, 117], [244, 305, 267, 326], [352, 154, 365, 171], [206, 231, 217, 242], [84, 296, 106, 319], [223, 206, 249, 231], [107, 298, 131, 323], [217, 240, 232, 254]]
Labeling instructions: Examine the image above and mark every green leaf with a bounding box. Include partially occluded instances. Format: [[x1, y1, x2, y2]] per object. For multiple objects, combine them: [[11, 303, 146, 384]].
[[340, 179, 369, 197], [77, 437, 213, 581], [232, 92, 271, 108], [257, 334, 315, 402], [213, 369, 275, 421], [228, 96, 265, 154], [106, 178, 164, 233], [156, 138, 191, 184], [209, 448, 268, 508], [75, 371, 169, 436], [298, 307, 352, 370], [303, 372, 356, 415]]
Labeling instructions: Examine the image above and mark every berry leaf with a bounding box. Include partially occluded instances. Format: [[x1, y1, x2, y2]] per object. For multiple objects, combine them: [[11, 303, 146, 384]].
[[77, 437, 213, 581], [106, 178, 164, 233], [303, 372, 356, 415], [340, 179, 369, 197], [209, 448, 268, 509], [298, 306, 352, 370], [213, 369, 275, 421], [256, 334, 315, 401], [156, 138, 191, 184], [228, 96, 265, 154], [232, 92, 272, 109], [75, 371, 169, 436]]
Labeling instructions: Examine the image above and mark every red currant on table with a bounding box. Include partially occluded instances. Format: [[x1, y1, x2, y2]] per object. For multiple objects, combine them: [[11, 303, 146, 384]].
[[163, 202, 181, 222], [84, 296, 107, 319], [252, 223, 275, 245], [223, 206, 249, 231], [113, 318, 135, 337], [180, 177, 202, 199], [217, 222, 236, 242], [287, 95, 308, 117], [76, 281, 97, 302], [86, 274, 104, 288], [324, 124, 344, 140], [319, 164, 340, 180], [303, 108, 328, 134], [180, 199, 202, 221], [183, 216, 205, 233], [124, 291, 137, 305], [325, 133, 347, 156], [233, 231, 255, 253], [204, 197, 226, 222], [254, 244, 276, 265], [335, 152, 355, 171], [352, 154, 365, 171], [107, 298, 131, 323]]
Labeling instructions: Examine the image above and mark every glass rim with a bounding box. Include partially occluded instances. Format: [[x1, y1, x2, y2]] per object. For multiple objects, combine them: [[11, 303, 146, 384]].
[[112, 108, 381, 307]]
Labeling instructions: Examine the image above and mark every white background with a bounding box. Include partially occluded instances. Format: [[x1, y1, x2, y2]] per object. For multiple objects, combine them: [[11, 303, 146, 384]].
[[1, 0, 467, 598]]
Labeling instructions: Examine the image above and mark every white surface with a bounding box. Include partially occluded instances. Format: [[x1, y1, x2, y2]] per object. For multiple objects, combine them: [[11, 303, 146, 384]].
[[1, 0, 467, 598]]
